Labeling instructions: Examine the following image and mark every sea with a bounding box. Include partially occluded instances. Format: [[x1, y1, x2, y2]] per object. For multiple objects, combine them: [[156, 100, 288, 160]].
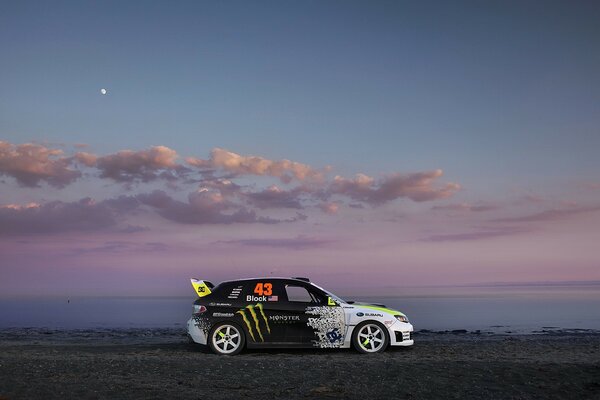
[[1, 284, 599, 334]]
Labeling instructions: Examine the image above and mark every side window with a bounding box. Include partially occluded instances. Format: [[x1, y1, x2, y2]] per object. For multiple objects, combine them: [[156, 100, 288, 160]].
[[285, 285, 315, 303]]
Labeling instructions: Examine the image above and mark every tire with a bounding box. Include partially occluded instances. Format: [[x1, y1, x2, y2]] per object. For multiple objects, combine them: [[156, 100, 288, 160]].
[[208, 322, 245, 355], [352, 321, 389, 354]]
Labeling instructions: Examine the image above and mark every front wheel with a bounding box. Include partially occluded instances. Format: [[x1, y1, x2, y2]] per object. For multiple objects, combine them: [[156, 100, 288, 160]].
[[352, 321, 389, 354], [208, 322, 245, 355]]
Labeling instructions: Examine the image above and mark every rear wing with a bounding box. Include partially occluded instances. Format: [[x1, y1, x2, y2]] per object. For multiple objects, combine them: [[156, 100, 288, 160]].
[[190, 278, 215, 297]]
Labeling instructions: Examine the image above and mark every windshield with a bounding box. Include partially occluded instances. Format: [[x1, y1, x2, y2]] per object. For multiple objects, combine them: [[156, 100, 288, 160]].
[[310, 283, 346, 304]]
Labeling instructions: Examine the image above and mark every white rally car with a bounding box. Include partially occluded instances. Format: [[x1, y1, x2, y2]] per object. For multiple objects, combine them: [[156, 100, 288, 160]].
[[187, 277, 414, 355]]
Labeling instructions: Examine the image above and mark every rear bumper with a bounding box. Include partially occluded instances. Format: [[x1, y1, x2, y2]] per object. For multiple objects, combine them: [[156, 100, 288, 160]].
[[187, 317, 208, 345]]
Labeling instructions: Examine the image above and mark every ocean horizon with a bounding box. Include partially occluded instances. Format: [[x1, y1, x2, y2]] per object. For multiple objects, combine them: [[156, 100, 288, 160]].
[[1, 283, 598, 334]]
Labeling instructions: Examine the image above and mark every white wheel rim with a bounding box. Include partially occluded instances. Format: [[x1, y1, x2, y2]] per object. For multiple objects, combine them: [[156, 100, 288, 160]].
[[357, 324, 385, 352], [212, 325, 241, 354]]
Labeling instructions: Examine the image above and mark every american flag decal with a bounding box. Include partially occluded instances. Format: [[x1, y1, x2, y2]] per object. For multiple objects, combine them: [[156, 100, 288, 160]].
[[268, 295, 278, 301]]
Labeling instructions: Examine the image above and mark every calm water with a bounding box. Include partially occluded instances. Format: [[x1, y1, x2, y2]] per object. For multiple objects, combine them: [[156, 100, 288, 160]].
[[1, 285, 598, 333]]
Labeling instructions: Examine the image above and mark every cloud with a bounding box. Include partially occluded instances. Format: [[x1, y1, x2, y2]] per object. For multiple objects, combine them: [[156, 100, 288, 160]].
[[186, 148, 327, 182], [118, 225, 150, 233], [318, 202, 340, 214], [420, 226, 528, 242], [243, 185, 304, 209], [136, 189, 300, 225], [215, 235, 334, 250], [68, 241, 168, 256], [329, 170, 460, 205], [0, 198, 118, 235], [0, 193, 148, 236], [0, 141, 81, 187], [73, 152, 98, 167], [432, 203, 499, 212], [87, 146, 183, 183], [1, 141, 463, 231], [494, 205, 600, 223]]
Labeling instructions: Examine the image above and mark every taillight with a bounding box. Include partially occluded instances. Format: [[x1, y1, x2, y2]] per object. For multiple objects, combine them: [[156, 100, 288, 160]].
[[193, 305, 207, 314]]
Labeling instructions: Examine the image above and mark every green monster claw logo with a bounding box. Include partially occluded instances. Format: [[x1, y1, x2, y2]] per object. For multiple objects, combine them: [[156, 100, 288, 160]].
[[236, 310, 255, 341], [236, 303, 270, 342], [255, 303, 270, 334]]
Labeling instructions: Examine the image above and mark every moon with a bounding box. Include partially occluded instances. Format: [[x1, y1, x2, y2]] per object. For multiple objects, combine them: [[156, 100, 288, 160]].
[[100, 88, 107, 95]]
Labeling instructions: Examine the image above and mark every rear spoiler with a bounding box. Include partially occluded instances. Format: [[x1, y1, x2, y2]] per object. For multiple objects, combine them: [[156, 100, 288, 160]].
[[190, 278, 215, 297]]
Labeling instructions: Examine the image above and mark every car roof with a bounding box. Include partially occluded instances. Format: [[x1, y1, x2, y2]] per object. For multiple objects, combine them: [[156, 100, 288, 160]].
[[218, 277, 312, 285]]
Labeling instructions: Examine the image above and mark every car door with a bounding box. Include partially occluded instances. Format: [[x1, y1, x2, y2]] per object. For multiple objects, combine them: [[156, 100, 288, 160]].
[[279, 283, 325, 345], [236, 279, 289, 345]]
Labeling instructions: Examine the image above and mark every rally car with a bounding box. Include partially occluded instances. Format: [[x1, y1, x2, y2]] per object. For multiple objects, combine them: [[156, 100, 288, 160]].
[[187, 277, 414, 355]]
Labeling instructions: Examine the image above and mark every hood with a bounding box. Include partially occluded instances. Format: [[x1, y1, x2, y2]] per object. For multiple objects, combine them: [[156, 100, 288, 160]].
[[351, 302, 407, 317]]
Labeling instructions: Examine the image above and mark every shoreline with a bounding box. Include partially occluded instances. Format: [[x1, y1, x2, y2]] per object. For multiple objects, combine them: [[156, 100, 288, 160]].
[[1, 326, 599, 345]]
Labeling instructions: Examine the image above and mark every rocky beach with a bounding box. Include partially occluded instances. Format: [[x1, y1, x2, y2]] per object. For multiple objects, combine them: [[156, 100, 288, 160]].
[[1, 328, 598, 399]]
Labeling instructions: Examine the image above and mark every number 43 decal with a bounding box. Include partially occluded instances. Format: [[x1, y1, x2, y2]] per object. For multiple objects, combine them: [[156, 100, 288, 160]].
[[254, 282, 273, 296]]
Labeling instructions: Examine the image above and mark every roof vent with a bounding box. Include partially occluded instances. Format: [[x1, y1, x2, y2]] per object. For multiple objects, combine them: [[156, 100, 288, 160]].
[[292, 277, 310, 282]]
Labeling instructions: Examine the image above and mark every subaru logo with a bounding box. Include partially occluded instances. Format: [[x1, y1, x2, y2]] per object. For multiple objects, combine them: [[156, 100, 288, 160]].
[[356, 312, 364, 317]]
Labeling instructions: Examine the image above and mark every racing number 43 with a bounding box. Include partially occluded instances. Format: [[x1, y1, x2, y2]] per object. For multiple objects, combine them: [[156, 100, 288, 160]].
[[254, 282, 273, 296]]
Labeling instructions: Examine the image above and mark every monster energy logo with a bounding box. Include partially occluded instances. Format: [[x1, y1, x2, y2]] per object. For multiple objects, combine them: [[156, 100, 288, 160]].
[[236, 303, 270, 342]]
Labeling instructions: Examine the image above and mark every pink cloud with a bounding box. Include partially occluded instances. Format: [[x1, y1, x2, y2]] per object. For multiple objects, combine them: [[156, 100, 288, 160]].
[[494, 205, 600, 223], [420, 226, 529, 242], [318, 202, 340, 215], [215, 235, 334, 250], [329, 170, 460, 205], [136, 189, 302, 225], [0, 142, 466, 233], [432, 203, 499, 212], [0, 141, 81, 187], [186, 148, 327, 182], [91, 146, 183, 183], [243, 185, 305, 209], [69, 240, 168, 256], [0, 198, 116, 235]]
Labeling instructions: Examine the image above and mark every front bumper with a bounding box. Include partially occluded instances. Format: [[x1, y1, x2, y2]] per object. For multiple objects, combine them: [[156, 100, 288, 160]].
[[389, 322, 414, 346]]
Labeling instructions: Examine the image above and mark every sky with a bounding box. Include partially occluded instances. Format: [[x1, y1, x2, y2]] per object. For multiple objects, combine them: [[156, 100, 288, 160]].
[[1, 0, 599, 297]]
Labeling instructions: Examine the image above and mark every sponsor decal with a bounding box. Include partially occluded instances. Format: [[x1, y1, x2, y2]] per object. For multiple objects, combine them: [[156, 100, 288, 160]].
[[356, 311, 384, 317], [326, 328, 343, 343], [306, 306, 346, 348], [209, 302, 232, 307], [253, 282, 273, 296], [364, 312, 384, 317], [247, 295, 267, 302], [212, 312, 234, 318], [236, 303, 271, 342], [228, 285, 243, 299], [269, 315, 300, 322], [192, 315, 211, 335], [267, 295, 278, 302]]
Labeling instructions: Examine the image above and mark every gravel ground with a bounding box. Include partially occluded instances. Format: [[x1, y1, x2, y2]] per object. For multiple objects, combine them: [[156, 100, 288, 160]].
[[0, 330, 599, 399]]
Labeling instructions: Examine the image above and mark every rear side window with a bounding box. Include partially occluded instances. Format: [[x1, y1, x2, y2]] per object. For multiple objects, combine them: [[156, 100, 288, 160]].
[[285, 285, 314, 303]]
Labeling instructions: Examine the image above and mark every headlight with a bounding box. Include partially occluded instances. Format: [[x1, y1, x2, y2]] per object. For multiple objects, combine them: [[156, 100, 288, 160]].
[[394, 314, 409, 323]]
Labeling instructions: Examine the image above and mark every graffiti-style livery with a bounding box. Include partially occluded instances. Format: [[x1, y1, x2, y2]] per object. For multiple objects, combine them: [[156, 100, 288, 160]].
[[187, 277, 414, 355]]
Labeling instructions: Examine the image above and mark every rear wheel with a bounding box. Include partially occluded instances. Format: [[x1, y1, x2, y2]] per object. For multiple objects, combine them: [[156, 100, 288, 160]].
[[352, 321, 389, 354], [208, 322, 245, 355]]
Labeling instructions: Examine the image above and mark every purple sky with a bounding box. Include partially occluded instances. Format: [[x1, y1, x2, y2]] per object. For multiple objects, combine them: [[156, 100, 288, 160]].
[[1, 1, 599, 296]]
